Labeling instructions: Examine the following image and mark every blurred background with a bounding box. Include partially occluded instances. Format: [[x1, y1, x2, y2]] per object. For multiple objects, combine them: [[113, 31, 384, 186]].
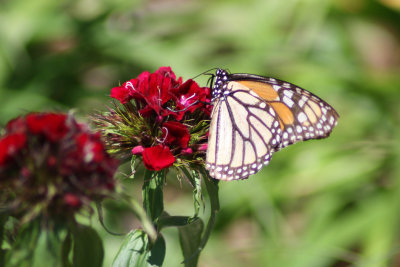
[[1, 0, 400, 266]]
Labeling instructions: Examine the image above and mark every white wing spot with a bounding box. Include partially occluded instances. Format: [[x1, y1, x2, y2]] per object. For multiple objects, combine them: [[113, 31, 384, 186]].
[[297, 112, 307, 123], [269, 108, 276, 116], [283, 90, 294, 98], [283, 96, 294, 108], [296, 125, 302, 133], [272, 85, 281, 91]]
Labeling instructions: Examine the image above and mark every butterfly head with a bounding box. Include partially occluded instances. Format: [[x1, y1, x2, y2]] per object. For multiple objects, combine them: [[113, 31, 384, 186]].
[[211, 68, 229, 102]]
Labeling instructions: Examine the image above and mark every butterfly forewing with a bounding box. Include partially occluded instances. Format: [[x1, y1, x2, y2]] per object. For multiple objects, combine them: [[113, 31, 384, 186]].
[[246, 77, 339, 150], [205, 69, 339, 180]]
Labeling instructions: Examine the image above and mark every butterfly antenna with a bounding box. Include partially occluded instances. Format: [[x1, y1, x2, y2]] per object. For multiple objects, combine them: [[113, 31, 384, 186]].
[[190, 67, 219, 80]]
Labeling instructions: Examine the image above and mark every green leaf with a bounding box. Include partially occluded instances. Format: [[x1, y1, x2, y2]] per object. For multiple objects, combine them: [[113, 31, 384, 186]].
[[125, 196, 157, 242], [112, 230, 165, 267], [180, 167, 204, 218], [0, 248, 5, 267], [0, 212, 7, 247], [71, 224, 104, 267], [178, 218, 204, 267], [32, 229, 67, 267], [5, 220, 41, 267], [198, 168, 220, 252], [61, 231, 72, 267], [158, 213, 192, 229], [147, 234, 166, 267], [0, 212, 8, 266], [142, 170, 165, 223]]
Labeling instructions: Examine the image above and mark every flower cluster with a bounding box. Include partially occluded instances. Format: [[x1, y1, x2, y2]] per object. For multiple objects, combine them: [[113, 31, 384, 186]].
[[95, 67, 211, 171], [0, 112, 118, 221]]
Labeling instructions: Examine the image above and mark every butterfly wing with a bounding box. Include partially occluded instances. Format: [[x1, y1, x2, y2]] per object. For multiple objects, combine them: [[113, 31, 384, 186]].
[[206, 70, 339, 180]]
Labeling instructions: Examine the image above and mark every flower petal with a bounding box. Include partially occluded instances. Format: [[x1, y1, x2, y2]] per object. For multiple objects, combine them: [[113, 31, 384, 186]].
[[162, 121, 190, 149], [142, 145, 175, 171]]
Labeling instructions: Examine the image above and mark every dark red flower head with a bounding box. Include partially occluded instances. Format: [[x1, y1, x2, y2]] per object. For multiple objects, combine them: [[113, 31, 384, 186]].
[[0, 112, 118, 220], [98, 66, 211, 172]]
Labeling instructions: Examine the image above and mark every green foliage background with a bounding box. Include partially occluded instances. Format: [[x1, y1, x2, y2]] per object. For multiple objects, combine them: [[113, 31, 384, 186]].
[[1, 0, 400, 266]]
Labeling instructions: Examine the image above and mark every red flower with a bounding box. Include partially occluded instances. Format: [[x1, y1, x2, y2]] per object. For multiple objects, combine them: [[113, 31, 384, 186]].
[[142, 145, 175, 171], [75, 133, 105, 163], [135, 70, 180, 117], [26, 113, 69, 142], [64, 193, 82, 208], [6, 117, 26, 133], [0, 133, 26, 165], [0, 112, 117, 219], [111, 67, 184, 118], [111, 82, 133, 104], [102, 66, 212, 173], [171, 80, 210, 120], [162, 121, 190, 149]]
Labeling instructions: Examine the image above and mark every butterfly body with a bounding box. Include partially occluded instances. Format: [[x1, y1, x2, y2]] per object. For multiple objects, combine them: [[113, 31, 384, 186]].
[[206, 69, 339, 180]]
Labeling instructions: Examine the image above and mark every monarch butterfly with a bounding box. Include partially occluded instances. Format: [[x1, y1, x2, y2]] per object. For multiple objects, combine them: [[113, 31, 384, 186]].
[[205, 69, 339, 180]]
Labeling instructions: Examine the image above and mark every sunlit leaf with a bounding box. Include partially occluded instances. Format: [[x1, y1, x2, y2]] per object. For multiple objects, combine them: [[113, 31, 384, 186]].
[[112, 230, 165, 267]]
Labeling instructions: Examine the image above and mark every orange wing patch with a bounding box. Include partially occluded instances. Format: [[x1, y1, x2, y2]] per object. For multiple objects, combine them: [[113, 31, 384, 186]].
[[237, 81, 279, 101], [270, 102, 294, 126]]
